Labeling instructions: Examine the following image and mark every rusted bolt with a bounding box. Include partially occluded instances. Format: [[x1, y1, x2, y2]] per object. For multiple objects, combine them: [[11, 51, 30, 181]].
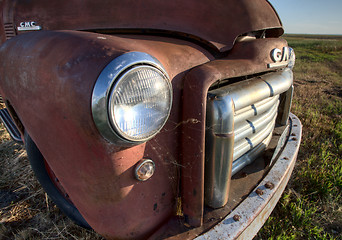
[[283, 157, 289, 160], [256, 188, 264, 195], [291, 137, 298, 141], [265, 182, 274, 189], [291, 133, 296, 136], [233, 215, 241, 221], [293, 124, 298, 127]]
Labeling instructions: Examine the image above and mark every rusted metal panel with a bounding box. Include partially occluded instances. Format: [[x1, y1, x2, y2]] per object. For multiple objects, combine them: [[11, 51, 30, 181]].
[[0, 1, 301, 239], [181, 38, 289, 227], [0, 30, 296, 239], [0, 30, 211, 239], [195, 114, 302, 239], [0, 1, 4, 43], [0, 0, 17, 43], [5, 0, 283, 52]]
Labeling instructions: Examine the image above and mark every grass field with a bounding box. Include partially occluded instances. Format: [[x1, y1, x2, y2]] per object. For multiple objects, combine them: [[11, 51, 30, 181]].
[[257, 35, 342, 239], [0, 35, 341, 239]]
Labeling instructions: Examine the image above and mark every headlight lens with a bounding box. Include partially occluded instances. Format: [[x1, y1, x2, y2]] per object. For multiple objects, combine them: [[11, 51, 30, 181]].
[[92, 52, 172, 144], [108, 66, 172, 141]]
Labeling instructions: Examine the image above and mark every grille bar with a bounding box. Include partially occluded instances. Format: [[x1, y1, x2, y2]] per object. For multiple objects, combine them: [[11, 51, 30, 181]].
[[0, 108, 23, 143], [205, 68, 293, 208], [234, 96, 279, 123], [234, 97, 279, 144], [210, 69, 293, 111], [233, 114, 276, 161], [232, 130, 273, 176]]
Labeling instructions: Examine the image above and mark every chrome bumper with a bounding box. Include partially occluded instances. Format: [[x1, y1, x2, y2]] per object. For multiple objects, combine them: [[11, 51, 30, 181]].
[[197, 113, 301, 240]]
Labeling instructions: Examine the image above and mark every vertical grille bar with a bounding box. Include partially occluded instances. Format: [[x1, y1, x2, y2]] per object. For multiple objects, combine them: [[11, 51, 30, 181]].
[[205, 96, 235, 208]]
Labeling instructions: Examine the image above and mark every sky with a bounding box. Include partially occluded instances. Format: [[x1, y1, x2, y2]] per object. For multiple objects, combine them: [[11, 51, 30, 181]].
[[268, 0, 342, 35]]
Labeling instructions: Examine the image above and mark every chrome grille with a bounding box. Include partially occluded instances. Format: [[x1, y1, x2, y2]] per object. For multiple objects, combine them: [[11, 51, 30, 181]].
[[232, 95, 279, 174], [205, 68, 293, 208]]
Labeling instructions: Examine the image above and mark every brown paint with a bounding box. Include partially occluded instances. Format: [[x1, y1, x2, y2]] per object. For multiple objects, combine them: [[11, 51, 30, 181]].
[[0, 30, 211, 239], [1, 0, 282, 52], [0, 31, 288, 238], [0, 1, 289, 238]]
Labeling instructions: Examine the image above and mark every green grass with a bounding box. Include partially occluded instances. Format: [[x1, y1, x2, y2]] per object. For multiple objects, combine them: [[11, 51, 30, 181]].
[[287, 37, 342, 62], [257, 35, 342, 239]]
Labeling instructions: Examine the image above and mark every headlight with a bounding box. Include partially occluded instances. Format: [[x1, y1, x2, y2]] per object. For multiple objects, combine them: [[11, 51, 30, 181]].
[[92, 52, 172, 144], [108, 65, 171, 141]]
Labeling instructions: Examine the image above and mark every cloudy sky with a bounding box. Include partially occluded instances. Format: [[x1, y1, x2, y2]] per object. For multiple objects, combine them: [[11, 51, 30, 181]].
[[268, 0, 342, 35]]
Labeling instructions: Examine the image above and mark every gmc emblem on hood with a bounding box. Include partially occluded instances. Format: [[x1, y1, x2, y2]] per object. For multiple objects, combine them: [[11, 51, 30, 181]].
[[268, 47, 290, 68], [17, 21, 41, 31]]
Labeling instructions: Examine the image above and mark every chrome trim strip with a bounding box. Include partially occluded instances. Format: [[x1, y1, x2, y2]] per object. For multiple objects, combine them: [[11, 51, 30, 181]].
[[234, 96, 279, 123], [267, 61, 288, 68], [17, 26, 41, 31], [205, 96, 235, 208], [209, 68, 293, 111]]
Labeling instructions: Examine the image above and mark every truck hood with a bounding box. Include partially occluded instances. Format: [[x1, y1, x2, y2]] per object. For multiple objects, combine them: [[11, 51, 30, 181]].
[[2, 0, 283, 52]]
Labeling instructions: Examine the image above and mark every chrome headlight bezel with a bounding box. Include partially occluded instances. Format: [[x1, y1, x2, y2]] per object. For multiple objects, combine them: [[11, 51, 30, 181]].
[[91, 52, 172, 144]]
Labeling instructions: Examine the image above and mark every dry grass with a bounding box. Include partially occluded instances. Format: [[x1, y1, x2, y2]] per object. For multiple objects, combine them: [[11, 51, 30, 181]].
[[257, 35, 342, 239], [0, 129, 103, 239]]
